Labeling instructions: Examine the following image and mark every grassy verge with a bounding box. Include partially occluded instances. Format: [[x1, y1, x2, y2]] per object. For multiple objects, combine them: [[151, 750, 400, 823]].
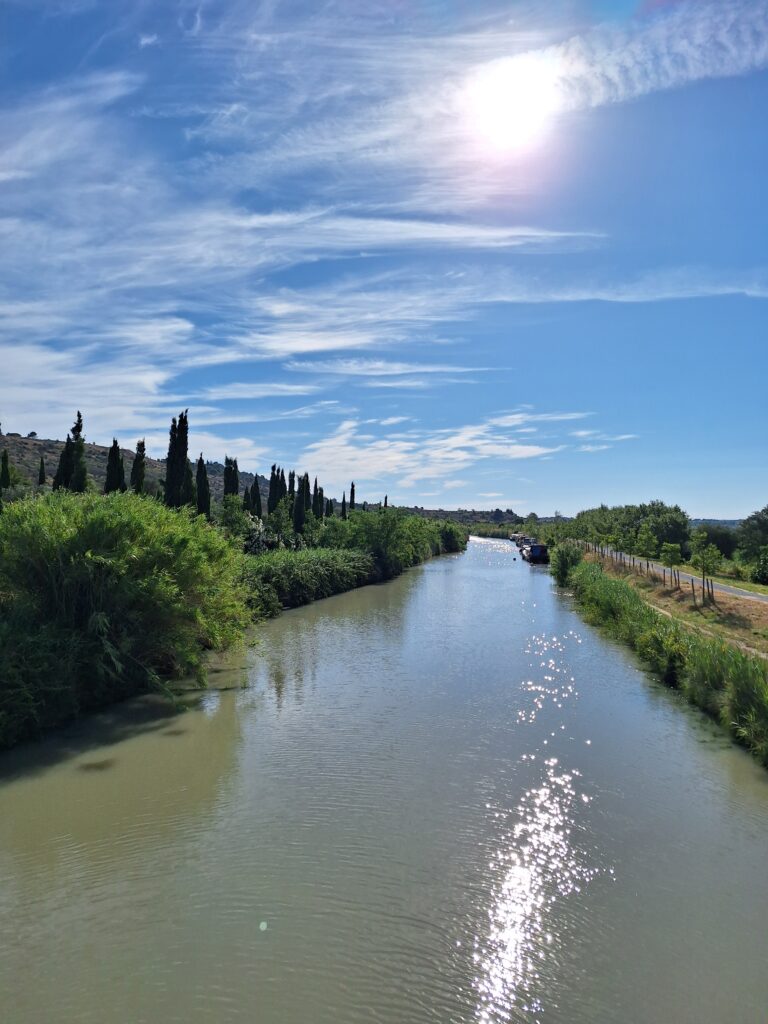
[[568, 562, 768, 766], [588, 556, 768, 657]]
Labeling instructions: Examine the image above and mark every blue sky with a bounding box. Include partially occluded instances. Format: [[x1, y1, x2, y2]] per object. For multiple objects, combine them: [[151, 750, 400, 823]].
[[2, 0, 766, 516]]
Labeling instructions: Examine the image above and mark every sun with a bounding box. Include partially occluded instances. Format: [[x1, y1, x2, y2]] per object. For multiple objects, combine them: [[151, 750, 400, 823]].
[[459, 53, 563, 156]]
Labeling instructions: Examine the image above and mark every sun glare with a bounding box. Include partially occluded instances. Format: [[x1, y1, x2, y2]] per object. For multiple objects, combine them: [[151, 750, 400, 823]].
[[459, 54, 563, 156]]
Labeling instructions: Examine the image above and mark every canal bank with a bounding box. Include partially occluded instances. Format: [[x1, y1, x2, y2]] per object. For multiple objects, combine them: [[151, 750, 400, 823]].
[[1, 538, 767, 1024]]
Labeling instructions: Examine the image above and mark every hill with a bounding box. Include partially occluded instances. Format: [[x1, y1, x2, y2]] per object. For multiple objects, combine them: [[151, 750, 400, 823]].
[[0, 432, 268, 502]]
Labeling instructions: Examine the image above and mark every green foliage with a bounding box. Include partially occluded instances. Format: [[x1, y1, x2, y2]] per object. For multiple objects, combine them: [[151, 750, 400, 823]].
[[751, 547, 768, 585], [70, 436, 88, 493], [196, 455, 211, 518], [635, 521, 658, 560], [223, 456, 239, 497], [738, 506, 768, 561], [217, 494, 251, 540], [0, 492, 250, 748], [244, 548, 375, 612], [699, 523, 738, 559], [164, 410, 189, 508], [690, 529, 722, 579], [130, 439, 146, 495], [659, 542, 682, 571], [320, 509, 468, 580], [544, 500, 690, 555], [569, 563, 768, 765], [38, 456, 46, 486], [550, 541, 583, 586], [0, 450, 10, 490], [104, 439, 126, 494]]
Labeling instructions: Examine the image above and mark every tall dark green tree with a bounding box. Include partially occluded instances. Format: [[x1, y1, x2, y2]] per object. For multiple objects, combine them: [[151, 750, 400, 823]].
[[318, 486, 324, 519], [104, 439, 125, 493], [0, 450, 10, 490], [242, 485, 252, 512], [38, 456, 46, 486], [326, 497, 333, 517], [384, 495, 388, 508], [288, 470, 296, 498], [196, 455, 211, 518], [53, 435, 74, 490], [302, 472, 311, 512], [350, 481, 355, 511], [130, 440, 146, 495], [267, 464, 278, 514], [312, 477, 320, 517], [180, 460, 196, 506], [70, 434, 88, 493], [164, 410, 189, 508], [341, 491, 347, 520], [292, 478, 306, 533], [223, 456, 240, 497], [71, 411, 83, 441], [279, 468, 287, 502], [251, 480, 262, 518]]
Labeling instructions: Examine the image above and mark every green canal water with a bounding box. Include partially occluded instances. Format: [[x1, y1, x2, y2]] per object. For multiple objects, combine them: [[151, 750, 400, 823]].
[[1, 538, 767, 1023]]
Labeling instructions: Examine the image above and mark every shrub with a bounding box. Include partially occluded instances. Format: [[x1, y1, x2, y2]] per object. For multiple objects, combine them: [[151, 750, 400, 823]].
[[750, 547, 768, 585], [550, 541, 583, 586], [244, 548, 374, 610], [0, 492, 250, 747]]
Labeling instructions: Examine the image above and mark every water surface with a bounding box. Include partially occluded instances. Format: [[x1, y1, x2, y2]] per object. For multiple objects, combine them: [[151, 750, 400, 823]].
[[2, 538, 767, 1023]]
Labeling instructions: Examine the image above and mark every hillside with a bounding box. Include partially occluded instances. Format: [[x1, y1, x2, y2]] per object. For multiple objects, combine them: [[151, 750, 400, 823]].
[[0, 432, 268, 502]]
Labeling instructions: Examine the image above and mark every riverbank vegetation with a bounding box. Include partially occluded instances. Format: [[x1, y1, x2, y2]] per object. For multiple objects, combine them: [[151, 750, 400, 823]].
[[0, 411, 468, 749], [562, 561, 768, 766]]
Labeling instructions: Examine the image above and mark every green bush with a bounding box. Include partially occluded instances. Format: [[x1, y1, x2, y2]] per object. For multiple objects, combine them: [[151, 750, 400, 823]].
[[244, 548, 375, 609], [569, 562, 768, 765], [550, 541, 583, 586], [0, 492, 250, 747]]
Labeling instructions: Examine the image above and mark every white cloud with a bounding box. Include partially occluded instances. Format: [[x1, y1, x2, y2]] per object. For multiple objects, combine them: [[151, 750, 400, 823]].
[[139, 34, 158, 48]]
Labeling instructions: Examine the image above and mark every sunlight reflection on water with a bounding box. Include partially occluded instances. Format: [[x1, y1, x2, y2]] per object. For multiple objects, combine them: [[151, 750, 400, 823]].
[[474, 630, 600, 1023]]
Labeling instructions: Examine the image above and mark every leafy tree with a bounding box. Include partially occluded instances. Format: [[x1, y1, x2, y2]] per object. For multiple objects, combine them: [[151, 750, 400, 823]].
[[738, 506, 768, 561], [243, 486, 252, 512], [38, 456, 46, 486], [660, 542, 682, 585], [196, 455, 211, 518], [130, 440, 146, 495], [0, 450, 10, 490], [751, 547, 768, 585], [341, 491, 347, 520], [699, 523, 738, 559], [350, 481, 356, 511], [691, 529, 721, 586], [635, 521, 658, 560], [104, 439, 125, 494]]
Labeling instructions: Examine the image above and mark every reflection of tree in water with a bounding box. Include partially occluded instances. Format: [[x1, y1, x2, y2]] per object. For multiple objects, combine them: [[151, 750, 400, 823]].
[[0, 689, 243, 874], [254, 569, 421, 707]]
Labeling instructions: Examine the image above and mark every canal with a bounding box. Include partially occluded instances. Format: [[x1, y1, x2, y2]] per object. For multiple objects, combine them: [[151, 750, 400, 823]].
[[1, 538, 767, 1023]]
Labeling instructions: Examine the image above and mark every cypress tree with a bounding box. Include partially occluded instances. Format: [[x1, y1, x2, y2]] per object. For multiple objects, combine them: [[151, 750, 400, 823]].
[[302, 472, 311, 512], [105, 439, 123, 493], [288, 470, 296, 498], [318, 486, 324, 519], [251, 480, 262, 518], [384, 495, 388, 508], [196, 455, 211, 518], [292, 479, 306, 534], [71, 411, 83, 441], [279, 468, 287, 502], [38, 455, 46, 486], [312, 477, 320, 517], [243, 486, 252, 512], [53, 435, 74, 490], [180, 460, 196, 506], [164, 413, 188, 508], [350, 481, 355, 511], [130, 440, 146, 495], [363, 501, 368, 512], [326, 497, 333, 517], [267, 464, 277, 514], [70, 435, 88, 492], [341, 491, 347, 520], [0, 450, 10, 490]]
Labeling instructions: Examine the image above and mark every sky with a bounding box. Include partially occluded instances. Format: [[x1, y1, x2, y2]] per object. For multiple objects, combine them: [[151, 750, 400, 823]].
[[1, 0, 766, 516]]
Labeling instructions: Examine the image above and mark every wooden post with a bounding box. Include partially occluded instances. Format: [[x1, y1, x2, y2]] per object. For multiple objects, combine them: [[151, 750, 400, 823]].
[[691, 579, 696, 607]]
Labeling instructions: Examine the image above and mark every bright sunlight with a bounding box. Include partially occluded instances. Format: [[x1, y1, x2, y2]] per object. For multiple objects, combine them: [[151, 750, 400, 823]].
[[459, 53, 564, 155]]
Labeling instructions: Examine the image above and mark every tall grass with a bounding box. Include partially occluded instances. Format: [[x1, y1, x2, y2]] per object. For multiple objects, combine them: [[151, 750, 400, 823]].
[[569, 562, 768, 765], [244, 549, 374, 611], [0, 492, 250, 748], [550, 541, 583, 586]]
